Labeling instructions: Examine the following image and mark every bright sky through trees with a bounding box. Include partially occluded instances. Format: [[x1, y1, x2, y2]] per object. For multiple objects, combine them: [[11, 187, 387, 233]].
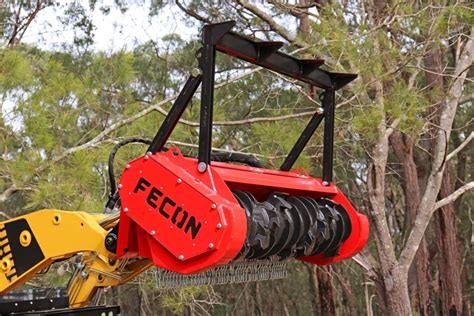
[[21, 0, 197, 52]]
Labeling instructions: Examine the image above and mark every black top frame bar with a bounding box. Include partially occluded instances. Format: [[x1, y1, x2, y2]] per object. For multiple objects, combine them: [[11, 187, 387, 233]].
[[215, 29, 356, 90], [147, 21, 357, 184]]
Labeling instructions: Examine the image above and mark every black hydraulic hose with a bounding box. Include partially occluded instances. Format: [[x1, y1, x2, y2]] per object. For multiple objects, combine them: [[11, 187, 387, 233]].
[[210, 152, 264, 168], [107, 140, 265, 196], [108, 138, 152, 197]]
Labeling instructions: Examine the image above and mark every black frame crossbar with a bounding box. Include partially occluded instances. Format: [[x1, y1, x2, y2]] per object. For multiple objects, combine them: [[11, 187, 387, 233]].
[[147, 21, 357, 184]]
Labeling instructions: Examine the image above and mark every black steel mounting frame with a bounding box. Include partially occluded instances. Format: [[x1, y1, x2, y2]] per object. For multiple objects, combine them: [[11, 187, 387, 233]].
[[147, 21, 357, 184]]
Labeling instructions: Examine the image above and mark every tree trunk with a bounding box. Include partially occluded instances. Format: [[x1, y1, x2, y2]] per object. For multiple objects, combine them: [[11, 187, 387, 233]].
[[334, 265, 358, 316], [366, 75, 412, 315], [306, 263, 320, 314], [390, 132, 431, 315], [254, 282, 263, 315], [316, 266, 336, 316], [437, 168, 464, 315], [383, 267, 412, 315], [118, 283, 141, 316], [424, 41, 465, 316]]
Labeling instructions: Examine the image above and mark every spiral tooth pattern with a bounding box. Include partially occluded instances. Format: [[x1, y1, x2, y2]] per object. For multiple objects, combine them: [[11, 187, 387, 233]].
[[233, 191, 352, 260]]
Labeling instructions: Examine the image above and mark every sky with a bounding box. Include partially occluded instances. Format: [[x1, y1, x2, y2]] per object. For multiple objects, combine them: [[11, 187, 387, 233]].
[[21, 0, 199, 52]]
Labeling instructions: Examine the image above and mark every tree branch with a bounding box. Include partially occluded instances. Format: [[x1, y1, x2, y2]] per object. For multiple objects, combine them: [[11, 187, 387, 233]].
[[0, 186, 20, 205], [433, 181, 474, 211], [166, 140, 284, 159], [459, 92, 474, 105], [7, 0, 48, 47], [352, 254, 378, 279], [446, 130, 473, 162], [175, 0, 211, 24], [153, 106, 317, 127], [0, 185, 33, 206], [236, 0, 304, 47], [0, 212, 11, 220]]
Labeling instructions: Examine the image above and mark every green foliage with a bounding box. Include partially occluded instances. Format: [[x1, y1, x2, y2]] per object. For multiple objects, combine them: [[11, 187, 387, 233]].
[[386, 81, 430, 137], [60, 2, 96, 48], [0, 49, 33, 92], [351, 101, 384, 141]]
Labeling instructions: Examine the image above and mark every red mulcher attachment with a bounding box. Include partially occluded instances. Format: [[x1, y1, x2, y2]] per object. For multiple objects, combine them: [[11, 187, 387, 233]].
[[113, 21, 368, 275]]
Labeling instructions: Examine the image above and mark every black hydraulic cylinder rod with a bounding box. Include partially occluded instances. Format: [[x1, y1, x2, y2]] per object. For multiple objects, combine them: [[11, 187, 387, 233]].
[[147, 74, 202, 154], [322, 89, 336, 184], [280, 105, 324, 172]]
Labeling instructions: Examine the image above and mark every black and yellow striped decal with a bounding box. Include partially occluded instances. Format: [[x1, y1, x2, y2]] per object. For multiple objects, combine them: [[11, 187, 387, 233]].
[[0, 224, 15, 282], [0, 219, 45, 283]]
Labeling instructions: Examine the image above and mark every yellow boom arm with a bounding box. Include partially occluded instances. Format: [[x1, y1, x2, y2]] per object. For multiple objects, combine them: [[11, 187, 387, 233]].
[[0, 210, 151, 307]]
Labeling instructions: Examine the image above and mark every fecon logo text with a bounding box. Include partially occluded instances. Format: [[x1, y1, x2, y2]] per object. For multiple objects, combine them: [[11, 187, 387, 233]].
[[133, 177, 202, 239]]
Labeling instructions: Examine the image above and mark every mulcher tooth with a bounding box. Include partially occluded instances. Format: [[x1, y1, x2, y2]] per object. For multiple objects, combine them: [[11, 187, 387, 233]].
[[326, 203, 339, 218], [288, 207, 312, 256], [329, 218, 337, 233], [263, 201, 281, 228], [316, 209, 325, 222], [270, 193, 305, 260], [312, 202, 338, 255], [303, 224, 320, 256], [294, 197, 320, 256], [263, 193, 299, 258], [245, 192, 273, 253], [318, 199, 352, 258], [319, 217, 330, 240]]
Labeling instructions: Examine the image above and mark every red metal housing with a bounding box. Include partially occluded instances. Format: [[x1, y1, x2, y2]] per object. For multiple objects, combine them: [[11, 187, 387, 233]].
[[117, 148, 369, 274]]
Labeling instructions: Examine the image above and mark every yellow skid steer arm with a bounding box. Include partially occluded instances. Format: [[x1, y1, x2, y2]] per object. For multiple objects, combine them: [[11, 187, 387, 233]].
[[0, 210, 151, 307]]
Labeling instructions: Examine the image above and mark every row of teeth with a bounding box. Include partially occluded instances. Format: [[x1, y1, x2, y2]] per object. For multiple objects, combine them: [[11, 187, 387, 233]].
[[232, 191, 351, 261]]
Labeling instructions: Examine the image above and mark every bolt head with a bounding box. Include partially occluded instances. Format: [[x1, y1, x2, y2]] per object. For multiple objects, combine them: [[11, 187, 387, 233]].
[[211, 203, 217, 209], [177, 178, 182, 184], [216, 223, 222, 229], [126, 164, 131, 169], [144, 155, 149, 160], [146, 151, 152, 155], [198, 162, 207, 172], [316, 107, 324, 114], [105, 236, 115, 246], [118, 184, 123, 189], [208, 243, 214, 249], [178, 255, 185, 261], [150, 230, 156, 236], [322, 181, 329, 186], [123, 207, 128, 213]]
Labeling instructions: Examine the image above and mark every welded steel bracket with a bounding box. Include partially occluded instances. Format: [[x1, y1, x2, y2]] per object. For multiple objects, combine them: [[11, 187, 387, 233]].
[[148, 21, 357, 183]]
